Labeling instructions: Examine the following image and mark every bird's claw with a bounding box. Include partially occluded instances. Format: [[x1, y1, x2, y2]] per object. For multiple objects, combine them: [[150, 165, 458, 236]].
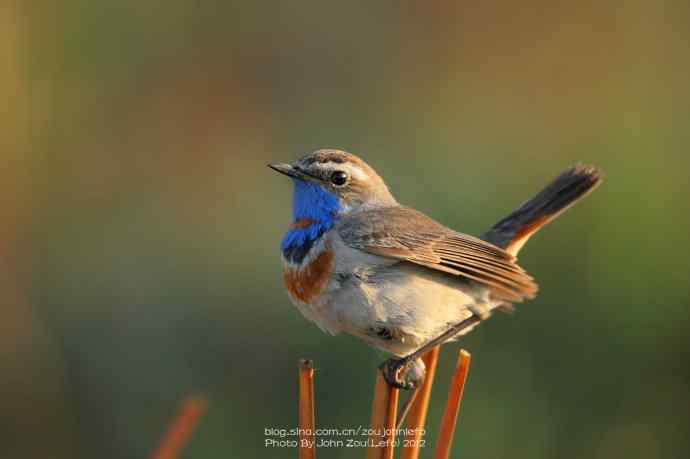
[[380, 358, 424, 390]]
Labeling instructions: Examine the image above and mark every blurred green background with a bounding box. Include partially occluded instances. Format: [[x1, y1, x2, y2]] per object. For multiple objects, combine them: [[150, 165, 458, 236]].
[[3, 1, 690, 458]]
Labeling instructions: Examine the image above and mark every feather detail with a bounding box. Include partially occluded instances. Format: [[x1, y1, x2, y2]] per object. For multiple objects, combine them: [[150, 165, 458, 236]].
[[337, 206, 538, 302]]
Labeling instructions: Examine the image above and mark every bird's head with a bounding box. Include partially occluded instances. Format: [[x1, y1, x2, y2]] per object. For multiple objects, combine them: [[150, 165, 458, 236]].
[[269, 149, 397, 222]]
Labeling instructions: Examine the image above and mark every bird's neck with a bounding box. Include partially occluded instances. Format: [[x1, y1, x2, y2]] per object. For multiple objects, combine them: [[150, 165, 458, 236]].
[[281, 181, 340, 264]]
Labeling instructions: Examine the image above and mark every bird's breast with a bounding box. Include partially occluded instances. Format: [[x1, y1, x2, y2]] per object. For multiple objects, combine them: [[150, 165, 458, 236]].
[[283, 247, 334, 304]]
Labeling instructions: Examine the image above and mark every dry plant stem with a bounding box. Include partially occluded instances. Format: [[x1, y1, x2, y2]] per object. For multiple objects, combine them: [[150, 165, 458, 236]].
[[367, 370, 399, 459], [151, 396, 207, 459], [400, 346, 441, 459], [298, 359, 316, 459], [433, 350, 472, 459], [396, 386, 420, 429]]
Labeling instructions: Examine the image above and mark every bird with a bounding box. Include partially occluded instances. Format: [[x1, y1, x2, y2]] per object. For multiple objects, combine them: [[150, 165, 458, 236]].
[[269, 149, 602, 389]]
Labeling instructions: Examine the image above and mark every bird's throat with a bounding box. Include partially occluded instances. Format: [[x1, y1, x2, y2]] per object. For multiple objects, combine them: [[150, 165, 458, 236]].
[[291, 180, 340, 222], [281, 180, 340, 264]]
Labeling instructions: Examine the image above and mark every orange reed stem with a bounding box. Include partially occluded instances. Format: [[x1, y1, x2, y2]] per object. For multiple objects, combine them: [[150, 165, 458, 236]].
[[151, 396, 207, 459], [298, 359, 316, 459], [367, 370, 399, 459], [400, 345, 441, 459], [433, 350, 471, 459]]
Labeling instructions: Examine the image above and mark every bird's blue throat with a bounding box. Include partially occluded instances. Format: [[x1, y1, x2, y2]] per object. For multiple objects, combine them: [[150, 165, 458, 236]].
[[281, 180, 341, 263]]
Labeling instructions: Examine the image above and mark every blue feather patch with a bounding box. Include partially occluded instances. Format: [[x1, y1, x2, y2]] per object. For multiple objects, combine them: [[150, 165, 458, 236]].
[[281, 180, 340, 263]]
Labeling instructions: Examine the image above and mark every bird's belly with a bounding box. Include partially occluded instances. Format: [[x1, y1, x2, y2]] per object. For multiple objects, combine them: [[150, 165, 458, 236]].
[[330, 263, 495, 356]]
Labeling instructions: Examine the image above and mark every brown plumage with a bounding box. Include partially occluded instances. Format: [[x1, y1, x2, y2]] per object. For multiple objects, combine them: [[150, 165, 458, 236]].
[[338, 206, 537, 302], [284, 249, 334, 303]]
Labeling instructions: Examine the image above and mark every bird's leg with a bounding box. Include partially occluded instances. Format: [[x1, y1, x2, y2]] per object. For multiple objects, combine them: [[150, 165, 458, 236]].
[[381, 314, 482, 389]]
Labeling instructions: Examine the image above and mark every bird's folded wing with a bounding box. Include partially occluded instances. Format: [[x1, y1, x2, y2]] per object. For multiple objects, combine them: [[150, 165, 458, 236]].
[[336, 206, 538, 302]]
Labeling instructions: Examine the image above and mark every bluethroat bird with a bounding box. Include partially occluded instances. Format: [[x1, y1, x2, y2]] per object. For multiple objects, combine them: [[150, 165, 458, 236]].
[[269, 149, 602, 389]]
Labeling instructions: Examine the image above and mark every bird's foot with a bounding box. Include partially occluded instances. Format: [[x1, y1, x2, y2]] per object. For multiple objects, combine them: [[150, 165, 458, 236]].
[[380, 357, 426, 390]]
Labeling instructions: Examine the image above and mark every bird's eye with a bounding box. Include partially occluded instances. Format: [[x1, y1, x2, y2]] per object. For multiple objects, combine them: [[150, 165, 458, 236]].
[[330, 170, 349, 186]]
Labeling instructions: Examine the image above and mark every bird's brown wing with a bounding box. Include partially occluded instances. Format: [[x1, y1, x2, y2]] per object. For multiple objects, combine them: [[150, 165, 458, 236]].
[[337, 206, 538, 302]]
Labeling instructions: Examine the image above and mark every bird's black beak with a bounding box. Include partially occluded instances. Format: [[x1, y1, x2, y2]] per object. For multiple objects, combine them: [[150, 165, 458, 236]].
[[268, 163, 312, 181]]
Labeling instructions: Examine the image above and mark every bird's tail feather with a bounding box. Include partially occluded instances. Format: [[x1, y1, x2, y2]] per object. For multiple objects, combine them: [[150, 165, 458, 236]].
[[482, 164, 603, 256]]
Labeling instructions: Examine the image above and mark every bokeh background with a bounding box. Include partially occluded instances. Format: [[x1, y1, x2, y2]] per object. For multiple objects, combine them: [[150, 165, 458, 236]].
[[3, 1, 690, 458]]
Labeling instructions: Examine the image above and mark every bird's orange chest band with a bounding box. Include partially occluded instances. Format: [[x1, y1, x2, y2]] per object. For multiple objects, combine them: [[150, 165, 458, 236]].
[[283, 249, 334, 303]]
